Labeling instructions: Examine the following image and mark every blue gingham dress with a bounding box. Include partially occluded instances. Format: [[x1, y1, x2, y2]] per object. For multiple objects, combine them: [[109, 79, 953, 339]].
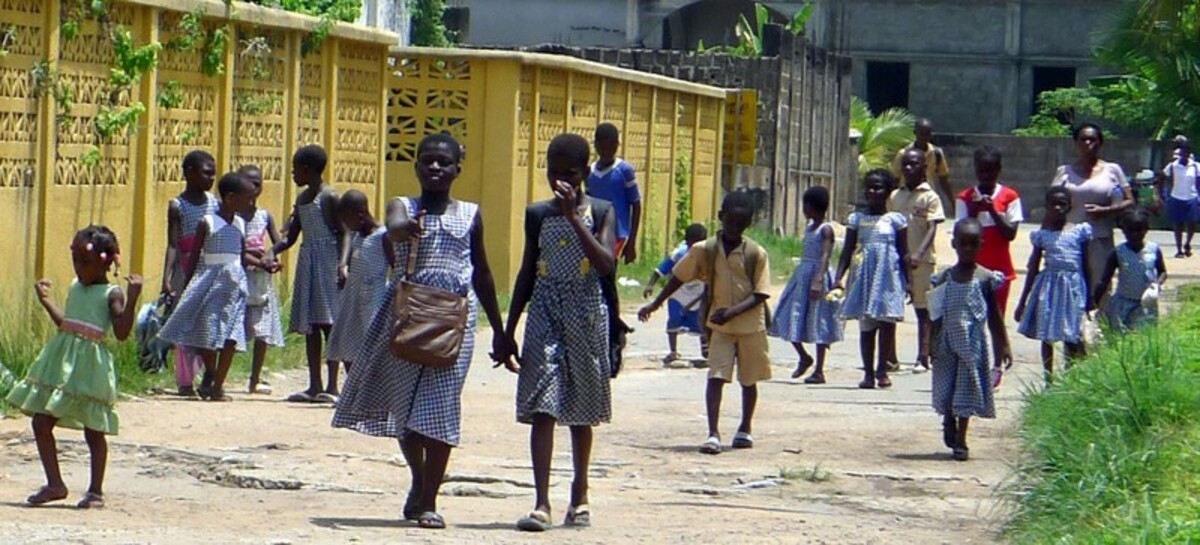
[[243, 208, 285, 347], [1018, 224, 1092, 343], [289, 194, 339, 334], [516, 207, 612, 426], [840, 212, 908, 322], [931, 268, 1002, 419], [1104, 241, 1159, 332], [169, 194, 219, 297], [769, 221, 843, 344], [326, 227, 392, 362], [158, 215, 248, 352], [332, 198, 477, 446]]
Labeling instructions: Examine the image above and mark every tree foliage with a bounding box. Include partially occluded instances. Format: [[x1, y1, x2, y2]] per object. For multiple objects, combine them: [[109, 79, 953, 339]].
[[1014, 0, 1200, 139], [245, 0, 361, 22], [697, 2, 812, 58], [850, 96, 914, 177], [409, 0, 451, 48]]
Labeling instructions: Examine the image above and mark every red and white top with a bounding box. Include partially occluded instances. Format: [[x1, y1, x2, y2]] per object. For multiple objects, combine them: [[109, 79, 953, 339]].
[[955, 184, 1023, 280]]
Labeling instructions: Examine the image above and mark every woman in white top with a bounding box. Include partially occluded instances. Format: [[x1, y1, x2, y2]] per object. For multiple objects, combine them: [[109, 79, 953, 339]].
[[1051, 123, 1135, 298]]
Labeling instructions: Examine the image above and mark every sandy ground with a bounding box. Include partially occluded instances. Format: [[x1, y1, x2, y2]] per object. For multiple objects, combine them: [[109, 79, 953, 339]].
[[1, 230, 1195, 545]]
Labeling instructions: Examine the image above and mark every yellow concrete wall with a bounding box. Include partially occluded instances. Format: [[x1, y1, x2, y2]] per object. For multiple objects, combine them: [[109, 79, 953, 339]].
[[384, 48, 727, 287], [0, 0, 393, 309]]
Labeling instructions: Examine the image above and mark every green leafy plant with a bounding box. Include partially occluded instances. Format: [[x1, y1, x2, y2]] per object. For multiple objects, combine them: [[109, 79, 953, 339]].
[[80, 145, 102, 168], [673, 154, 693, 240], [784, 2, 813, 35], [850, 96, 914, 177], [0, 24, 16, 58], [697, 2, 810, 58], [94, 102, 147, 139], [201, 25, 229, 77], [234, 90, 280, 116], [29, 61, 74, 127], [301, 15, 333, 57], [240, 35, 272, 80], [158, 80, 184, 109], [165, 8, 205, 52], [180, 125, 199, 144], [410, 0, 451, 48]]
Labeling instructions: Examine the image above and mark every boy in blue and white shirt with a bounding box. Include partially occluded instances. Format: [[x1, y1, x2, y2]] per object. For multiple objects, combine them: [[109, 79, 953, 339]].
[[643, 224, 709, 365], [587, 123, 642, 264]]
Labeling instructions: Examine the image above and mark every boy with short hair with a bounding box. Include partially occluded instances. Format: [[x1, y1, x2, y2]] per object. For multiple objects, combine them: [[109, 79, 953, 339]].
[[643, 223, 709, 366], [890, 148, 946, 372], [639, 192, 770, 455], [586, 122, 641, 264]]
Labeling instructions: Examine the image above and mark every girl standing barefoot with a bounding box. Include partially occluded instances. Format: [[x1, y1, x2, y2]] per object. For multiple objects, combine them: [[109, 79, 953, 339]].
[[503, 134, 616, 532], [6, 226, 142, 508], [834, 169, 910, 389], [333, 133, 512, 529]]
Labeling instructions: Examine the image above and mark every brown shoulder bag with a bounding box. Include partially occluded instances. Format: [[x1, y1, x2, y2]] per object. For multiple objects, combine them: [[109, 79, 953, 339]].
[[388, 208, 470, 368]]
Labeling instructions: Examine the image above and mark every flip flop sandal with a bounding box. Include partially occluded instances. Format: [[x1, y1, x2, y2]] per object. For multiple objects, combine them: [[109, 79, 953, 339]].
[[858, 378, 876, 389], [315, 393, 340, 404], [876, 375, 893, 389], [952, 446, 970, 461], [804, 373, 826, 384], [76, 492, 105, 509], [791, 355, 814, 379], [208, 391, 233, 402], [418, 511, 445, 529], [25, 486, 68, 506], [516, 509, 552, 532], [564, 504, 591, 527], [196, 384, 212, 400], [699, 435, 722, 455], [249, 382, 273, 395], [731, 432, 754, 449], [941, 417, 958, 449], [286, 391, 317, 403]]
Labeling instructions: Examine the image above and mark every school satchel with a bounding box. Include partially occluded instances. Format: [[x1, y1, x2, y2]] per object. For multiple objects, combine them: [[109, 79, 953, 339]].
[[388, 212, 469, 369]]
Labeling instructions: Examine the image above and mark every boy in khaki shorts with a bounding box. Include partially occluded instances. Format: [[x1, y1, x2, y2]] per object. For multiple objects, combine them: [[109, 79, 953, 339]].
[[639, 192, 771, 455], [890, 148, 946, 371]]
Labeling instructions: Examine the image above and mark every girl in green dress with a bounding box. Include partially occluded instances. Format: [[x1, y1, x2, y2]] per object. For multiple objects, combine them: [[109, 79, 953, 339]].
[[5, 226, 143, 509]]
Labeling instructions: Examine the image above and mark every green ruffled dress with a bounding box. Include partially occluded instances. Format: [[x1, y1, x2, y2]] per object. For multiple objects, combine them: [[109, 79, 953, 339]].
[[5, 280, 120, 434]]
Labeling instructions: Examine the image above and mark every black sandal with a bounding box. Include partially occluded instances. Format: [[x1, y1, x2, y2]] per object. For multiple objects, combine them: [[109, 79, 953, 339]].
[[402, 489, 421, 521], [791, 355, 814, 379]]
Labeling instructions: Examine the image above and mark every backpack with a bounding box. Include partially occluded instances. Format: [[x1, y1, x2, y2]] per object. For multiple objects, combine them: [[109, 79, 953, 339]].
[[136, 294, 174, 373], [699, 237, 772, 333]]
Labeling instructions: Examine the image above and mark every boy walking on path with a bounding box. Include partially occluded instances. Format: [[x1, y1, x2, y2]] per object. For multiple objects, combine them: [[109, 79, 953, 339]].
[[891, 118, 953, 207], [890, 148, 946, 372], [955, 146, 1023, 314], [586, 123, 641, 264], [639, 192, 771, 455]]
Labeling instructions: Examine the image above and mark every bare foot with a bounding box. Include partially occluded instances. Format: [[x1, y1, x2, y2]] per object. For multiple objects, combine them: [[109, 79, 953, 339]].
[[76, 491, 105, 509], [26, 485, 68, 506]]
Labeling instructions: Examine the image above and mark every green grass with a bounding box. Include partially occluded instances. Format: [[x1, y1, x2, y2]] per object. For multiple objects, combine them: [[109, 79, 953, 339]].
[[778, 463, 831, 483], [1001, 285, 1200, 542]]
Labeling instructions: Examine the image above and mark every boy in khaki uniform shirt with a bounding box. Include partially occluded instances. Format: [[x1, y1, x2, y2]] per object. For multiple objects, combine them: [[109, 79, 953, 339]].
[[640, 192, 770, 455], [889, 148, 946, 371]]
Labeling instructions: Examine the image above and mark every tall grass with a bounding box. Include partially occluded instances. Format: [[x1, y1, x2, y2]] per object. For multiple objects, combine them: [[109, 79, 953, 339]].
[[1002, 287, 1200, 542]]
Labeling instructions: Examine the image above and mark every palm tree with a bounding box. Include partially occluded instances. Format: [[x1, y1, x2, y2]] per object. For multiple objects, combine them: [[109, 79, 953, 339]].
[[850, 96, 914, 177]]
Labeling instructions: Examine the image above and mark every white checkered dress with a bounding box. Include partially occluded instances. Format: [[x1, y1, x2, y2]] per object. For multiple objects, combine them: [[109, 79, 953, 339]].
[[332, 198, 478, 446], [515, 209, 612, 426], [168, 194, 219, 296], [244, 208, 285, 347], [288, 195, 339, 334], [930, 268, 1002, 419], [327, 227, 392, 362], [158, 215, 248, 352]]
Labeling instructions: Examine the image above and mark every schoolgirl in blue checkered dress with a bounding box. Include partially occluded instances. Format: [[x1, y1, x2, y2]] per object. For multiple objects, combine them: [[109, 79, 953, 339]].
[[326, 191, 391, 364], [503, 134, 616, 533], [238, 165, 285, 395], [159, 173, 270, 401], [928, 219, 1012, 462], [1095, 209, 1167, 333], [273, 145, 344, 403], [332, 134, 512, 530]]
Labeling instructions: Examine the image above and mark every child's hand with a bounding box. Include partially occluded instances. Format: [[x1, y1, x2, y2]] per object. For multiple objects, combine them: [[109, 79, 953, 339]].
[[392, 210, 425, 242], [1000, 346, 1014, 370], [622, 243, 637, 265], [709, 307, 731, 325], [125, 274, 144, 294], [1014, 303, 1025, 323], [553, 181, 577, 218], [907, 254, 921, 270], [637, 302, 660, 323], [808, 284, 822, 301], [490, 334, 520, 373], [338, 265, 348, 289], [642, 285, 654, 299], [34, 279, 51, 301], [267, 259, 283, 274]]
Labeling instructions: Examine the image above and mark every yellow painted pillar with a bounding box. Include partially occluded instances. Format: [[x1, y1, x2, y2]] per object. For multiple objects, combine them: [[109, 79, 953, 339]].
[[215, 20, 237, 173], [525, 67, 541, 204], [666, 93, 679, 240], [375, 45, 389, 205], [283, 32, 301, 212], [131, 6, 160, 278], [712, 98, 726, 222], [644, 88, 657, 255], [33, 0, 61, 281], [690, 95, 703, 221], [322, 38, 340, 173], [481, 59, 523, 288]]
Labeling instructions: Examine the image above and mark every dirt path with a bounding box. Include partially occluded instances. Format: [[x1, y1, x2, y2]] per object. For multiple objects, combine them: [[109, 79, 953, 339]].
[[0, 231, 1192, 544]]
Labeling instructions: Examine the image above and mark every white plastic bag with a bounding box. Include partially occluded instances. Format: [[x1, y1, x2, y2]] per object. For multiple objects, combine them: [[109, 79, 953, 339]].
[[1141, 282, 1160, 309]]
